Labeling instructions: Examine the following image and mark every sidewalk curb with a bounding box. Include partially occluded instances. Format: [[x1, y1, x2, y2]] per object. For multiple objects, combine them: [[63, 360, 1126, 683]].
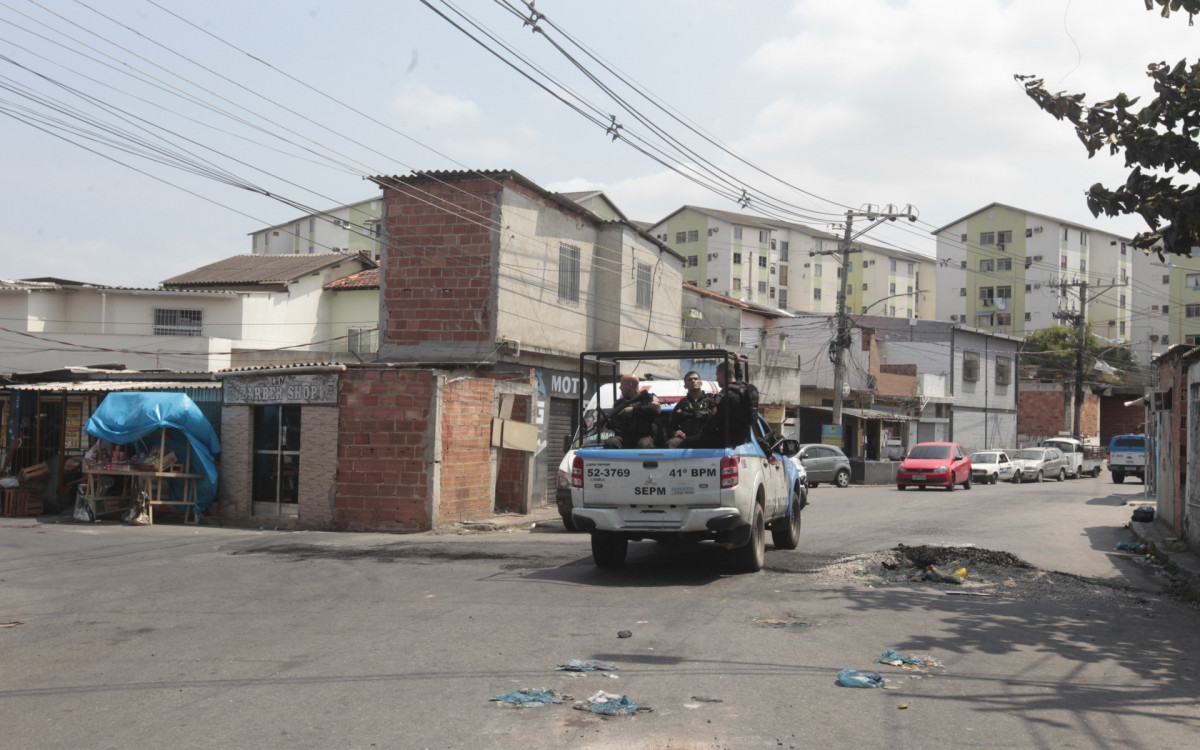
[[1130, 511, 1200, 604]]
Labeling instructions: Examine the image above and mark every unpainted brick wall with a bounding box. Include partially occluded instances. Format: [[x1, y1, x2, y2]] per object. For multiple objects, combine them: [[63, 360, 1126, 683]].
[[1018, 390, 1067, 438], [438, 376, 498, 524], [381, 178, 497, 347], [336, 368, 436, 532], [1101, 396, 1145, 446], [494, 394, 530, 514]]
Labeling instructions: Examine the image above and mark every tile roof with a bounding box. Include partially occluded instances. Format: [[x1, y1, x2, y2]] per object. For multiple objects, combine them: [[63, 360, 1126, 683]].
[[325, 268, 380, 290], [161, 253, 373, 287]]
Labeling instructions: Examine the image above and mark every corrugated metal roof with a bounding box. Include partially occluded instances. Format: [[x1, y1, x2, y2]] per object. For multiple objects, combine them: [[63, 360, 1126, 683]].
[[6, 380, 221, 392], [162, 253, 372, 287]]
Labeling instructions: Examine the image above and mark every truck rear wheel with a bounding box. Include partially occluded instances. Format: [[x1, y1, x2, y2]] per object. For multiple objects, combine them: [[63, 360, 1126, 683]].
[[1113, 471, 1125, 484], [730, 505, 765, 572], [771, 492, 802, 551], [1092, 466, 1101, 478], [591, 532, 627, 568]]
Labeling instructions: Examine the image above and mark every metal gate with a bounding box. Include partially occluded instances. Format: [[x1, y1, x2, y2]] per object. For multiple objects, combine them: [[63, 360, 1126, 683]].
[[545, 398, 576, 499]]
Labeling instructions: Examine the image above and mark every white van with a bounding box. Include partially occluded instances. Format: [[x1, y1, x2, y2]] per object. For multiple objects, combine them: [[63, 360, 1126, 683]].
[[555, 377, 718, 530]]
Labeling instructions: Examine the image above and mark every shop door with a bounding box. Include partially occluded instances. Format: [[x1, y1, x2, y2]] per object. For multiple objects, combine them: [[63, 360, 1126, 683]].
[[252, 405, 301, 517], [544, 398, 576, 501]]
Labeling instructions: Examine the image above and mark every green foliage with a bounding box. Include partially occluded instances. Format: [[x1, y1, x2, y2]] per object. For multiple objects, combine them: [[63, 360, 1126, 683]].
[[1022, 325, 1140, 384], [1015, 0, 1200, 256]]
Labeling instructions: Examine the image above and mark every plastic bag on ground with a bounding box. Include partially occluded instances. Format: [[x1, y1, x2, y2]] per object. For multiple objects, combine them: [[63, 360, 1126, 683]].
[[875, 650, 926, 669], [837, 669, 885, 688], [490, 688, 562, 706], [73, 490, 95, 523], [574, 690, 644, 715]]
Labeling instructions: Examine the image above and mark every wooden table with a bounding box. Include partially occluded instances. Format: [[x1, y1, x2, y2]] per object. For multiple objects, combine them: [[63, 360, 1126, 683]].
[[83, 468, 203, 524]]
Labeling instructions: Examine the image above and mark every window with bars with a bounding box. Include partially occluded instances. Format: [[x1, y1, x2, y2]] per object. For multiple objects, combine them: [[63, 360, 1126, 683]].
[[636, 263, 653, 309], [963, 351, 980, 382], [558, 243, 581, 302], [153, 308, 203, 337], [996, 356, 1012, 385]]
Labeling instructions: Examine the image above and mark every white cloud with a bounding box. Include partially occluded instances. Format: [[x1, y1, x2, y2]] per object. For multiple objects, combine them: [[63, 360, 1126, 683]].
[[392, 82, 480, 129]]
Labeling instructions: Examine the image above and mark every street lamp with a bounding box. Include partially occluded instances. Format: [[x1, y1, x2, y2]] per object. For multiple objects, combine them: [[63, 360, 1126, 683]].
[[853, 289, 930, 319]]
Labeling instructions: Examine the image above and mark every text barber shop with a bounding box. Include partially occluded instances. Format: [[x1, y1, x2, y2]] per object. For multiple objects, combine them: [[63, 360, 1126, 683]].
[[214, 366, 342, 529]]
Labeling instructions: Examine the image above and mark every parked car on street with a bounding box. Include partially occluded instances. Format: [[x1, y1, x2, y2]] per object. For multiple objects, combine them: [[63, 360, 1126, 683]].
[[896, 442, 971, 491], [1012, 447, 1069, 483], [795, 444, 851, 488], [1043, 437, 1105, 478], [969, 450, 1017, 484]]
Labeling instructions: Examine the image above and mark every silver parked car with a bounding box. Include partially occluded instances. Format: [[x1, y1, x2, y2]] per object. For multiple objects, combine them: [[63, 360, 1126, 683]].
[[1012, 447, 1069, 483], [969, 451, 1017, 484], [795, 443, 851, 488]]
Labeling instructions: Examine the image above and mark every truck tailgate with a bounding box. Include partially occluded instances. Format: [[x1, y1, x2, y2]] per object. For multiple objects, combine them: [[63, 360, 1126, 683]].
[[577, 449, 727, 513]]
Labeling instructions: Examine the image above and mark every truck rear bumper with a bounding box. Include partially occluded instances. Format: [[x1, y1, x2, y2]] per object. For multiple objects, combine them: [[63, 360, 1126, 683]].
[[573, 506, 746, 535]]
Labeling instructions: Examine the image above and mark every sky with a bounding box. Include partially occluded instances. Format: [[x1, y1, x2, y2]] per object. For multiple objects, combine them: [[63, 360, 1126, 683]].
[[1, 0, 1196, 288]]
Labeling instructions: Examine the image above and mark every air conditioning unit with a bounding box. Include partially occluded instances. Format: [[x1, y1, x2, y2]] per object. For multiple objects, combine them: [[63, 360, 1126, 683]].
[[683, 307, 703, 320], [1034, 283, 1042, 289], [1034, 226, 1043, 233], [1025, 229, 1033, 238], [950, 314, 959, 322], [1034, 255, 1043, 261], [1108, 320, 1116, 326], [1151, 334, 1160, 342]]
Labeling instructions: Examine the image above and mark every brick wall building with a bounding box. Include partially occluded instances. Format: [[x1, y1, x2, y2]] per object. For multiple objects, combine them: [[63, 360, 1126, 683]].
[[216, 364, 536, 532], [1017, 380, 1100, 446]]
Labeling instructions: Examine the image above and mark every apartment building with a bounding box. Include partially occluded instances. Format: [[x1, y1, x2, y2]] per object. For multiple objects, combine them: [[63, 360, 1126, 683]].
[[249, 198, 385, 259], [649, 206, 936, 319], [933, 203, 1145, 352]]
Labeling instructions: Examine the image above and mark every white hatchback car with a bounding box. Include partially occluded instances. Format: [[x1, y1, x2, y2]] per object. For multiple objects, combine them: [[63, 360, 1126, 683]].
[[969, 451, 1017, 484]]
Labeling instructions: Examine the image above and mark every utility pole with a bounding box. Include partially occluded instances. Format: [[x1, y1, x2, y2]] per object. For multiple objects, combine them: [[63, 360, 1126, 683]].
[[1053, 279, 1124, 440], [811, 204, 919, 436]]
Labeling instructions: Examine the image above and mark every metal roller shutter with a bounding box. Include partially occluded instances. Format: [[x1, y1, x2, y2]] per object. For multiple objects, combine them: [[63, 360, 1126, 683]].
[[545, 398, 577, 499]]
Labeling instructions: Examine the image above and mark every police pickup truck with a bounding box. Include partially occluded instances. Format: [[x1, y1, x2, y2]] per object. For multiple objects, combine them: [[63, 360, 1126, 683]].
[[569, 349, 805, 572]]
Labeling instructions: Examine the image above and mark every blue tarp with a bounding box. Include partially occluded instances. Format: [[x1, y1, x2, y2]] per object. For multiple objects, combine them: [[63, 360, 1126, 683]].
[[85, 393, 221, 514]]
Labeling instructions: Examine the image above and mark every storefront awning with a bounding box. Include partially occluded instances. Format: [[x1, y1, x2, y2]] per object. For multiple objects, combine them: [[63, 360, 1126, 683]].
[[800, 405, 917, 421], [3, 381, 221, 392]]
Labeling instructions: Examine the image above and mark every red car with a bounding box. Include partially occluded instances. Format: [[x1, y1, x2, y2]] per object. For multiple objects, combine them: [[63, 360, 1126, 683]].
[[896, 442, 972, 491]]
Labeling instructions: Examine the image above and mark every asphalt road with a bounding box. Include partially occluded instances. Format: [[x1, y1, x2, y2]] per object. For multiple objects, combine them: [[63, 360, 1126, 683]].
[[2, 477, 1197, 749]]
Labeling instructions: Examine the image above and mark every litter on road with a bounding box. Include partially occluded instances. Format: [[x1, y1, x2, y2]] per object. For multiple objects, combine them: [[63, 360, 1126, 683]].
[[490, 688, 564, 706], [754, 618, 812, 628], [875, 650, 925, 669], [837, 669, 885, 688], [573, 690, 649, 715], [916, 566, 966, 584], [555, 659, 618, 672], [1115, 541, 1148, 553]]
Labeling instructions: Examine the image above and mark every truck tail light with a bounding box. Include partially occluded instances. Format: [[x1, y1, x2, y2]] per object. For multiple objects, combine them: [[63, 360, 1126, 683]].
[[720, 456, 739, 488], [571, 456, 584, 488]]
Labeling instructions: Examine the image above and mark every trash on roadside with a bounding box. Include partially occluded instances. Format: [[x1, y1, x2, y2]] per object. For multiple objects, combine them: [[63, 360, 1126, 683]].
[[0, 621, 23, 628], [617, 630, 632, 638], [875, 650, 925, 670], [837, 669, 885, 688], [573, 690, 648, 715], [1132, 506, 1155, 523], [898, 703, 909, 709], [914, 566, 964, 585], [490, 688, 563, 706], [881, 557, 901, 570], [556, 659, 618, 672], [1115, 541, 1148, 553], [754, 618, 812, 628], [690, 695, 724, 703]]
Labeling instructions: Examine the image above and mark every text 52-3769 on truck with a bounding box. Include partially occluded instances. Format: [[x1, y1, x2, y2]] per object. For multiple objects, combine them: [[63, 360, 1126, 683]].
[[568, 349, 804, 573]]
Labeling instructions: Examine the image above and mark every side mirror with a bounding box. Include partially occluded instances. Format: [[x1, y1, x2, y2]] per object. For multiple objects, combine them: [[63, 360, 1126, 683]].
[[774, 438, 801, 457]]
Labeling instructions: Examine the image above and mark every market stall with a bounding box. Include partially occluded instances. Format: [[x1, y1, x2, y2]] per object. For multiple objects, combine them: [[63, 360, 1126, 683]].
[[83, 393, 221, 523]]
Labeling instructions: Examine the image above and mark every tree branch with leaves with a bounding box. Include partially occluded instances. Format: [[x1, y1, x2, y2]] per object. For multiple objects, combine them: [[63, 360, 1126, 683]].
[[1015, 0, 1200, 256]]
